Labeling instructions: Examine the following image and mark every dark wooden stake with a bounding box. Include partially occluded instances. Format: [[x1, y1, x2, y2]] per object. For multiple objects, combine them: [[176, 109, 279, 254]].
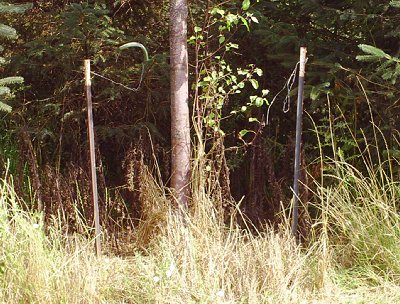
[[84, 59, 101, 256], [292, 47, 307, 240]]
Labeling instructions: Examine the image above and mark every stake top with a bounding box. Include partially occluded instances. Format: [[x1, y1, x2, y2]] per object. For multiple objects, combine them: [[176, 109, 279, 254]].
[[84, 59, 91, 86], [299, 47, 307, 77]]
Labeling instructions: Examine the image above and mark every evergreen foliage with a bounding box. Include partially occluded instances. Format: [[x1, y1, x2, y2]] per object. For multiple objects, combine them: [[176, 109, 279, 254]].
[[0, 1, 31, 112]]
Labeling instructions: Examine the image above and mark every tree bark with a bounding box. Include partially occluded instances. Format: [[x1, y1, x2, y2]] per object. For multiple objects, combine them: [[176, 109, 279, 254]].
[[170, 0, 190, 207]]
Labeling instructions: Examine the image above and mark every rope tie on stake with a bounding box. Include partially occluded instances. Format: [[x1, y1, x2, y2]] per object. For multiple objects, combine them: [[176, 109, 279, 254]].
[[266, 61, 299, 125], [266, 57, 309, 125]]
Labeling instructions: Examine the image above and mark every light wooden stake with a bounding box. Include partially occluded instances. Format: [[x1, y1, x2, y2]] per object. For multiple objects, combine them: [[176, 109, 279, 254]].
[[84, 59, 101, 256]]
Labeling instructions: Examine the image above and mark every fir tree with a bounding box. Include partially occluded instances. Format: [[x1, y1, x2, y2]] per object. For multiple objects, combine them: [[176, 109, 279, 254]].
[[0, 2, 32, 112]]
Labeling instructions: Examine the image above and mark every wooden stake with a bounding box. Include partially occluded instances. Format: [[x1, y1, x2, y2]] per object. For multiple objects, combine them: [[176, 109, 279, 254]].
[[84, 59, 101, 256], [292, 47, 307, 241]]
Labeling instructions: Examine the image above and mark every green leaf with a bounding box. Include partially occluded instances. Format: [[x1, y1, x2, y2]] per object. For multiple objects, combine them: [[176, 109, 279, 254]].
[[250, 16, 259, 23], [250, 95, 265, 107], [358, 44, 388, 58], [249, 117, 259, 123], [225, 43, 239, 51], [210, 7, 225, 16], [250, 79, 259, 89], [242, 0, 251, 10], [225, 13, 238, 30], [262, 89, 269, 96], [254, 97, 263, 107], [219, 36, 225, 44], [239, 129, 250, 137], [239, 16, 249, 31], [188, 36, 197, 44]]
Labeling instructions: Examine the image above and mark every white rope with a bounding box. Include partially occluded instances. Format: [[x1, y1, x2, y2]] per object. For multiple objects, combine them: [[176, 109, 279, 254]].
[[266, 58, 308, 125], [90, 63, 146, 92], [282, 61, 300, 113]]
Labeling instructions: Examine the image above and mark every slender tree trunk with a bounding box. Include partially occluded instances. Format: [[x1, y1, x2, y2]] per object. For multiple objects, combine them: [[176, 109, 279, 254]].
[[170, 0, 190, 207]]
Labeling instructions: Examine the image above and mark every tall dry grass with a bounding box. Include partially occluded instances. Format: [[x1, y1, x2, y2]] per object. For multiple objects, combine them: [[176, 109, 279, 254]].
[[0, 166, 335, 303], [1, 119, 400, 303]]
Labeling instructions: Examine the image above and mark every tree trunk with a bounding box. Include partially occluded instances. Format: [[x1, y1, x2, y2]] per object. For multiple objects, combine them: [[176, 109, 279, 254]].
[[170, 0, 190, 207]]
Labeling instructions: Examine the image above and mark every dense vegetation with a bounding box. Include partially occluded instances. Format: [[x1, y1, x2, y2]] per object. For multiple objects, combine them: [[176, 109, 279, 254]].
[[1, 0, 399, 222], [0, 0, 399, 302]]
